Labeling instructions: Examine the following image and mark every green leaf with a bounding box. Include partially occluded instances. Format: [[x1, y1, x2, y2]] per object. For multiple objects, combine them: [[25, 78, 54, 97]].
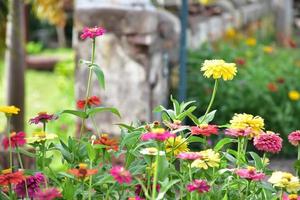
[[91, 65, 105, 89], [176, 106, 197, 121], [188, 136, 206, 144], [214, 138, 235, 151], [18, 149, 35, 158], [153, 105, 166, 113], [60, 110, 88, 119], [198, 110, 217, 124], [249, 151, 263, 169], [87, 107, 121, 118], [170, 95, 180, 116], [79, 59, 92, 65], [86, 142, 96, 161], [187, 113, 200, 125], [157, 179, 180, 200], [180, 100, 196, 113]]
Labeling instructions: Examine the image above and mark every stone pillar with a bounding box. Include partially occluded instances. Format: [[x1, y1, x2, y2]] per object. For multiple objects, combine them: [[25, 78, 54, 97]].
[[74, 0, 179, 135]]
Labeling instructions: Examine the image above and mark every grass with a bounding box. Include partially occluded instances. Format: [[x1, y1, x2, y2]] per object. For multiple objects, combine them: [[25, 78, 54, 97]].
[[0, 48, 76, 138]]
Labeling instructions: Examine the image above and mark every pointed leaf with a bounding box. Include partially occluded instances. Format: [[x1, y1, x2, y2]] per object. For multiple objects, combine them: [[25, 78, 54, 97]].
[[60, 110, 88, 119], [87, 107, 121, 118], [214, 138, 235, 151], [91, 65, 105, 89], [198, 110, 217, 124]]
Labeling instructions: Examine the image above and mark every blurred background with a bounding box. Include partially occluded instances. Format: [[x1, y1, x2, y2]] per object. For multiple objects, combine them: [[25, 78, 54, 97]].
[[0, 0, 299, 160]]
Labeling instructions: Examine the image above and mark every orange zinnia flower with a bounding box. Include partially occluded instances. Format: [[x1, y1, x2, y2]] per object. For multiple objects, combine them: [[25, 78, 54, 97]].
[[94, 134, 119, 151], [0, 169, 24, 186], [68, 164, 98, 179]]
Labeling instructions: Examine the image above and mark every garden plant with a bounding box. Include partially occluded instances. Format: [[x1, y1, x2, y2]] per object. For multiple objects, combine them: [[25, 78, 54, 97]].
[[1, 26, 300, 200]]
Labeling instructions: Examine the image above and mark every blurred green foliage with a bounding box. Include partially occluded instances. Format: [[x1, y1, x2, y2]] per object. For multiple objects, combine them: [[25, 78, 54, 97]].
[[187, 38, 300, 157], [26, 41, 43, 54]]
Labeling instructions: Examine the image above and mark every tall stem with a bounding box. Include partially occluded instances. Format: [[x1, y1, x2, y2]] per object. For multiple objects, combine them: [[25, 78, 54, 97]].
[[297, 145, 300, 175], [151, 144, 160, 200], [88, 159, 93, 200], [16, 147, 29, 199], [199, 80, 218, 125], [6, 116, 13, 169]]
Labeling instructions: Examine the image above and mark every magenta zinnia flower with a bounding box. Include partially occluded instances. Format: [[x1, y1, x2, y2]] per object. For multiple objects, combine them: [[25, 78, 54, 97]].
[[253, 131, 282, 154], [29, 112, 58, 124], [2, 132, 26, 150], [34, 188, 62, 200], [235, 167, 265, 181], [110, 166, 132, 184], [177, 152, 201, 160], [15, 172, 44, 198], [80, 26, 106, 40], [141, 128, 175, 142], [187, 179, 210, 193], [288, 130, 300, 146], [190, 125, 218, 137], [225, 128, 252, 138]]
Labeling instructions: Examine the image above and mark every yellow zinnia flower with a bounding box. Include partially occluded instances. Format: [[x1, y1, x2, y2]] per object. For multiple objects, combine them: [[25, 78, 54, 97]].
[[0, 106, 20, 115], [165, 136, 189, 156], [191, 149, 220, 169], [289, 90, 300, 101], [245, 38, 256, 46], [263, 46, 273, 54], [229, 113, 264, 137], [225, 27, 237, 39], [268, 171, 300, 193], [26, 131, 57, 143], [198, 0, 215, 5], [201, 59, 237, 81]]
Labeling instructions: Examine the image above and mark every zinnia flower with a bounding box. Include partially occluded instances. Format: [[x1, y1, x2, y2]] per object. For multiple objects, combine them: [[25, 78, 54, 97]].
[[235, 58, 246, 66], [263, 46, 274, 54], [110, 166, 132, 184], [289, 90, 300, 101], [191, 149, 220, 169], [268, 171, 300, 193], [267, 83, 278, 92], [0, 169, 24, 186], [190, 124, 218, 137], [93, 134, 118, 151], [165, 135, 189, 156], [139, 147, 165, 156], [229, 113, 264, 137], [128, 197, 144, 200], [80, 26, 106, 40], [68, 163, 98, 179], [26, 131, 57, 143], [245, 38, 256, 46], [235, 166, 265, 181], [288, 131, 300, 146], [253, 131, 282, 154], [282, 193, 300, 200], [15, 172, 44, 198], [77, 96, 101, 109], [34, 188, 62, 200], [177, 152, 201, 160], [29, 112, 58, 124], [0, 105, 20, 115], [2, 132, 26, 150], [201, 59, 237, 81], [187, 179, 210, 193], [225, 128, 252, 138], [141, 128, 175, 142]]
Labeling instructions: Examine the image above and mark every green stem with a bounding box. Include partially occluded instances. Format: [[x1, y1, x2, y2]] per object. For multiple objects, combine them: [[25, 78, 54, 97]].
[[41, 142, 48, 188], [237, 137, 242, 168], [189, 163, 193, 200], [6, 116, 12, 170], [16, 147, 29, 199], [88, 159, 93, 200], [151, 144, 160, 200], [105, 182, 116, 200], [91, 116, 100, 135], [199, 80, 218, 125], [297, 145, 300, 175]]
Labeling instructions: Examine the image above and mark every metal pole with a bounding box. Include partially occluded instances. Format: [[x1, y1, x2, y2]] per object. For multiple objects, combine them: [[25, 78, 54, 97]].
[[179, 0, 188, 102]]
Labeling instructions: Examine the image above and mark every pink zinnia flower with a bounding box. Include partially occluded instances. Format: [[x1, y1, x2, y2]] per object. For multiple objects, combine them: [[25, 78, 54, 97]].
[[235, 167, 265, 181], [253, 131, 282, 154], [190, 125, 218, 137], [288, 131, 300, 146], [177, 152, 201, 160], [34, 188, 62, 200], [110, 166, 132, 184], [141, 128, 175, 142], [225, 128, 252, 138], [29, 112, 58, 124], [2, 132, 26, 150], [282, 193, 300, 200], [187, 179, 210, 193], [80, 26, 106, 40], [15, 172, 44, 198]]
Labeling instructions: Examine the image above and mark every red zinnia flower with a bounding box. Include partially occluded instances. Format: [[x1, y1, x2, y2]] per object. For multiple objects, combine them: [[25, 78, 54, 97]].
[[110, 166, 132, 184], [94, 134, 119, 151], [235, 58, 246, 66], [29, 112, 58, 124], [276, 77, 285, 84], [288, 130, 300, 146], [186, 179, 210, 193], [190, 125, 218, 137], [68, 163, 98, 179], [253, 131, 282, 154], [2, 132, 26, 150], [0, 169, 24, 186], [77, 96, 101, 109], [34, 188, 62, 200], [80, 26, 106, 40], [235, 166, 265, 181], [267, 83, 278, 92]]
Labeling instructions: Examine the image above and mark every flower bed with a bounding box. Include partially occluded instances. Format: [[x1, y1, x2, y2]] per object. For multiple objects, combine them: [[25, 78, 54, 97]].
[[1, 27, 300, 200]]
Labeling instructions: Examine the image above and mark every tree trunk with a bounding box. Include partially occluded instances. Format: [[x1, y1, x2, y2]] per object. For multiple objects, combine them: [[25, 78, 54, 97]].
[[56, 26, 66, 48], [5, 0, 25, 132]]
